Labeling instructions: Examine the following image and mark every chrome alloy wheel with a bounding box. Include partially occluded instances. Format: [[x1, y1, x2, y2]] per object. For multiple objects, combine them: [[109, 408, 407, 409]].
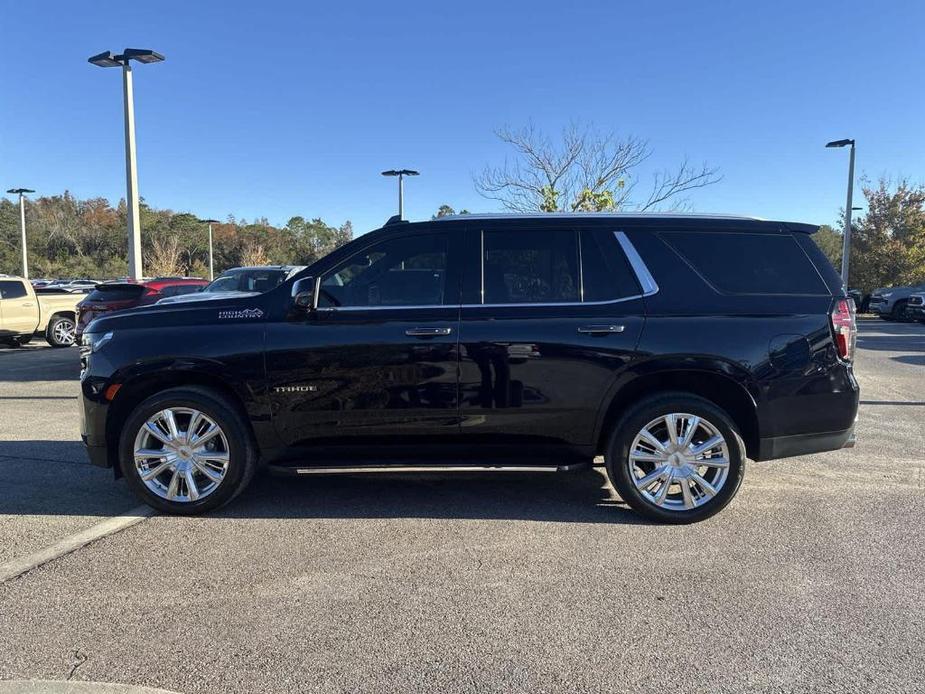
[[54, 318, 76, 345], [133, 407, 230, 502], [627, 413, 730, 511]]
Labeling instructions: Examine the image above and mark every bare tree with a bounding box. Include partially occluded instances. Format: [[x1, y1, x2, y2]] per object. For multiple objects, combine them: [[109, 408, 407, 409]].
[[475, 123, 720, 213], [146, 235, 183, 277], [240, 241, 269, 267]]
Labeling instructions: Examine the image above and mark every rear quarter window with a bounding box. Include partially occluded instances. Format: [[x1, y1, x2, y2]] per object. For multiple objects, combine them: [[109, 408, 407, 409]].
[[660, 231, 830, 295]]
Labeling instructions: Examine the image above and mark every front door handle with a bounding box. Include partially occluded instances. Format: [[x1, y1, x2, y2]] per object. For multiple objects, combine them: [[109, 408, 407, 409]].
[[405, 326, 453, 337], [577, 324, 625, 335]]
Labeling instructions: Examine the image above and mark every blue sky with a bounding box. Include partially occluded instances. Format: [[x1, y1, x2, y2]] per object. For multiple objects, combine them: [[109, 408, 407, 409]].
[[2, 0, 923, 235]]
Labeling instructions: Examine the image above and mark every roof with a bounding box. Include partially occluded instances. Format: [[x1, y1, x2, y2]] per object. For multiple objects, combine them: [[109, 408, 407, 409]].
[[423, 211, 818, 233], [431, 212, 766, 222]]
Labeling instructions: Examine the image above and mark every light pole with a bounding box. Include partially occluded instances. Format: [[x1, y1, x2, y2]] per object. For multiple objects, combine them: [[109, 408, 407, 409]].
[[826, 138, 856, 287], [199, 219, 220, 281], [381, 169, 419, 220], [6, 188, 34, 279], [89, 48, 165, 280]]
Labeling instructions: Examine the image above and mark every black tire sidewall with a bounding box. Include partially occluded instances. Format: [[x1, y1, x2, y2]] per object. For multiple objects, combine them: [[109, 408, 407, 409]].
[[606, 395, 745, 524], [118, 388, 252, 515], [46, 316, 75, 347]]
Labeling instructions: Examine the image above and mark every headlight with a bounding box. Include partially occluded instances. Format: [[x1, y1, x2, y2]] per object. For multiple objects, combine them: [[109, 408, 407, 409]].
[[80, 331, 114, 357], [880, 292, 893, 298]]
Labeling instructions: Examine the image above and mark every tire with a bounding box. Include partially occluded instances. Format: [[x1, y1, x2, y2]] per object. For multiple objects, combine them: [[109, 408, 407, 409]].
[[605, 392, 746, 524], [1, 335, 30, 347], [891, 300, 910, 322], [45, 315, 76, 347], [118, 387, 258, 515]]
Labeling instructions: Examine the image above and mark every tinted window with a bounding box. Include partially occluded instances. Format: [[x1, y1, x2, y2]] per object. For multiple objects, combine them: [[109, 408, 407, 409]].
[[204, 270, 287, 293], [85, 285, 146, 302], [0, 281, 27, 299], [319, 234, 448, 307], [661, 231, 829, 295], [159, 284, 203, 298], [483, 229, 579, 304], [581, 230, 642, 301]]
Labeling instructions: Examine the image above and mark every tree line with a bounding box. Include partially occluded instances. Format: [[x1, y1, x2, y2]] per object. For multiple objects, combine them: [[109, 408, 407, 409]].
[[2, 123, 922, 292], [0, 192, 353, 279]]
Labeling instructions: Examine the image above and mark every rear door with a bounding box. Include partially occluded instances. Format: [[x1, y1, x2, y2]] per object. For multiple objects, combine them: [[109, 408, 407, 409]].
[[266, 229, 462, 454], [0, 280, 38, 335], [457, 223, 648, 454]]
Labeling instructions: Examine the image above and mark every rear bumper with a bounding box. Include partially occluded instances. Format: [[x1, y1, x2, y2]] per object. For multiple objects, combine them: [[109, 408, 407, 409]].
[[757, 426, 855, 461]]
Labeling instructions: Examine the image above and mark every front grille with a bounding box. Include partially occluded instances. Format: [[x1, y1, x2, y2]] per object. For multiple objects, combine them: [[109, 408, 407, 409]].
[[869, 296, 885, 304]]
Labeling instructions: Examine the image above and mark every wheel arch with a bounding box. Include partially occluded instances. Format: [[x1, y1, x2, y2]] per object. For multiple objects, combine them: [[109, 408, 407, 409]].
[[105, 370, 258, 478], [594, 366, 760, 460]]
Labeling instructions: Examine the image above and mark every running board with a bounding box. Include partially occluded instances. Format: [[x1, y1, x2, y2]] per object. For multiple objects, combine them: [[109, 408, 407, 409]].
[[267, 462, 590, 476]]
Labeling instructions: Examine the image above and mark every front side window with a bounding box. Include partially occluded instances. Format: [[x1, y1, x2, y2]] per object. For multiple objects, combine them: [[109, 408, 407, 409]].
[[0, 281, 27, 300], [482, 229, 579, 304], [319, 234, 448, 308]]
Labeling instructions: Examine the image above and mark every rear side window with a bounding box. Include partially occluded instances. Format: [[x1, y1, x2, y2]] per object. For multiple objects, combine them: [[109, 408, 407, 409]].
[[0, 281, 27, 299], [85, 285, 146, 302], [483, 229, 579, 304], [581, 230, 642, 301], [661, 231, 829, 295]]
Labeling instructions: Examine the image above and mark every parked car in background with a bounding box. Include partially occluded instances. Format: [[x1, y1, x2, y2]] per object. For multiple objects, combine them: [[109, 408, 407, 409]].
[[848, 289, 870, 313], [0, 275, 83, 347], [79, 213, 858, 523], [868, 282, 925, 320], [907, 292, 925, 322], [75, 277, 208, 339], [156, 265, 306, 305]]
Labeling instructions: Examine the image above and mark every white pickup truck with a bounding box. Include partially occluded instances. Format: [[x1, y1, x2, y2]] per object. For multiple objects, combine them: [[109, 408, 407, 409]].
[[0, 275, 82, 347]]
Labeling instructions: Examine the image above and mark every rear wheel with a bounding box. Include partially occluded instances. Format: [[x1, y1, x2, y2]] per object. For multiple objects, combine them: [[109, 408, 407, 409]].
[[605, 393, 745, 523], [45, 315, 76, 347], [119, 387, 257, 515]]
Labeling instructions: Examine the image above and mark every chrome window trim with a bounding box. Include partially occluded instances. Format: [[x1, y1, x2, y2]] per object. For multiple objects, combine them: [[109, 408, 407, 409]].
[[615, 231, 659, 296]]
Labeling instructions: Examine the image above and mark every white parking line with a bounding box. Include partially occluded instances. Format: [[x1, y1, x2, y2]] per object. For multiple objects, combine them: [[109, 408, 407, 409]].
[[0, 506, 154, 584]]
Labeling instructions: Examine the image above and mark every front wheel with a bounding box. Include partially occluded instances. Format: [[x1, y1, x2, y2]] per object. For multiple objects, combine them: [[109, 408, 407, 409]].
[[118, 387, 257, 515], [605, 393, 745, 523], [45, 315, 76, 347]]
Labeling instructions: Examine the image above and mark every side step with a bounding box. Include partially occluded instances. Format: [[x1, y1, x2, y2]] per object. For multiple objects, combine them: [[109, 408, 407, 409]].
[[267, 462, 590, 476]]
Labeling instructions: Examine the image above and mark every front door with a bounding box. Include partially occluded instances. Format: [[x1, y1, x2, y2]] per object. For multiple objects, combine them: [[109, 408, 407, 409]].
[[457, 224, 647, 457], [0, 280, 37, 336], [266, 230, 462, 456]]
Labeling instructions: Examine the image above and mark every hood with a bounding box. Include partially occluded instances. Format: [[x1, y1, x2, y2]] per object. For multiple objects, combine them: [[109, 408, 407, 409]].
[[156, 290, 260, 305], [85, 291, 268, 335]]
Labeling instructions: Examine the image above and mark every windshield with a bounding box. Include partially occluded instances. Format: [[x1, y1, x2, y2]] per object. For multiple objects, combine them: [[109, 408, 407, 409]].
[[203, 269, 289, 294]]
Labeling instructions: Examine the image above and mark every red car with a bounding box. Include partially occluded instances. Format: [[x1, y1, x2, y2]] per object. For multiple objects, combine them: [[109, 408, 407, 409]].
[[76, 277, 208, 338]]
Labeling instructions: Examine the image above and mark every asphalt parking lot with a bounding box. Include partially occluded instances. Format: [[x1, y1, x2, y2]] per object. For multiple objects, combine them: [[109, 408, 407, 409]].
[[1, 321, 923, 694]]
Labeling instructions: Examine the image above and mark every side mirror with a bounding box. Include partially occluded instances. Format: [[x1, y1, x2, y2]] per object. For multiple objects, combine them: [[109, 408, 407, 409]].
[[291, 276, 316, 310]]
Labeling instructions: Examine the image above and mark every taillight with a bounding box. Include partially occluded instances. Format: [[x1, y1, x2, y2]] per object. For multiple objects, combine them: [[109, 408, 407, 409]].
[[831, 298, 857, 362]]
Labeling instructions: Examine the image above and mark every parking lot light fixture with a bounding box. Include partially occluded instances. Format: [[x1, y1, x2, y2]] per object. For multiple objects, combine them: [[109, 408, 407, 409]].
[[825, 139, 856, 287], [6, 188, 35, 279], [88, 48, 165, 280], [199, 219, 221, 281], [381, 169, 419, 220]]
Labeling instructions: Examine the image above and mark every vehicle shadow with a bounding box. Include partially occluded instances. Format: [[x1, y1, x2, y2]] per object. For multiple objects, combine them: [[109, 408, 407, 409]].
[[0, 440, 642, 525]]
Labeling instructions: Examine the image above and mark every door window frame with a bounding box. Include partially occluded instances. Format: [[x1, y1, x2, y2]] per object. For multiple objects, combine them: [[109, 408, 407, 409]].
[[465, 227, 658, 308], [313, 229, 463, 312]]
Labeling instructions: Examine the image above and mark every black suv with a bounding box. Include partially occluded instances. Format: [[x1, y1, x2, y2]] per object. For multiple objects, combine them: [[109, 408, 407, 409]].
[[80, 214, 859, 523]]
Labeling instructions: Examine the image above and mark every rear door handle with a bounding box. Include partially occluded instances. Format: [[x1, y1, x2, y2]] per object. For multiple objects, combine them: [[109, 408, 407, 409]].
[[405, 326, 453, 337], [577, 324, 625, 335]]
